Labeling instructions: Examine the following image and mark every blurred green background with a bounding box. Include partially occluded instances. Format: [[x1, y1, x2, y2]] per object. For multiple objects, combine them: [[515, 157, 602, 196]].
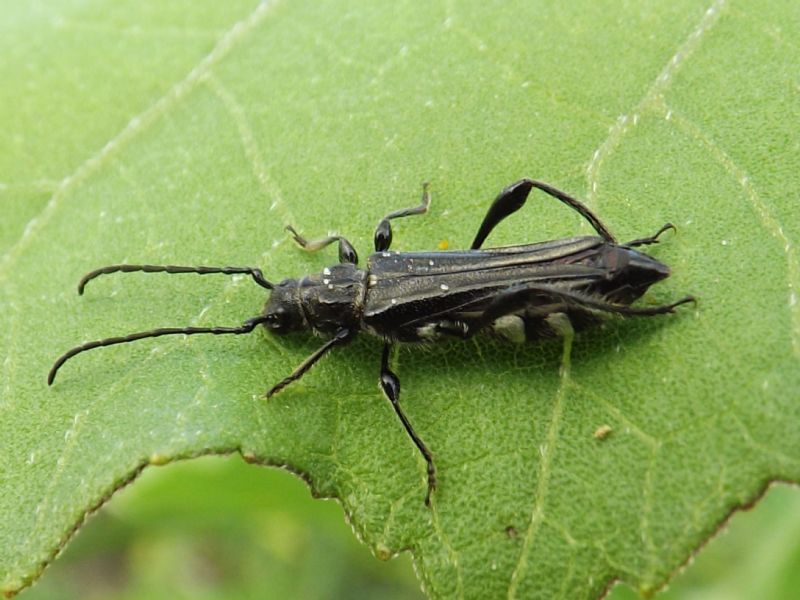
[[17, 457, 800, 600]]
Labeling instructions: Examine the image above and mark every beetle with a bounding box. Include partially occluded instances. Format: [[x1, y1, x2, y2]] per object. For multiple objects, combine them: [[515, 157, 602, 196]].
[[48, 179, 694, 505]]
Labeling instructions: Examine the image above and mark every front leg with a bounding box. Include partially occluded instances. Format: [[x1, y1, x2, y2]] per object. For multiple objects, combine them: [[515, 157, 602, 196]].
[[285, 225, 358, 265], [379, 342, 436, 505], [374, 182, 431, 252], [267, 328, 354, 397]]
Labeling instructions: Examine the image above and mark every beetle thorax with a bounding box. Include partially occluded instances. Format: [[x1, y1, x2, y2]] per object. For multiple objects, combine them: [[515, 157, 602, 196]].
[[263, 263, 367, 336]]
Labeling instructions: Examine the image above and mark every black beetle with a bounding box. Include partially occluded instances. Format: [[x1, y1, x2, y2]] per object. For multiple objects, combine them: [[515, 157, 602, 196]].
[[49, 179, 694, 504]]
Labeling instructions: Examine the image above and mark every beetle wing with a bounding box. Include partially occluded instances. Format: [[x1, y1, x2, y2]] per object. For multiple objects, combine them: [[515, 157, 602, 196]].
[[363, 236, 609, 337]]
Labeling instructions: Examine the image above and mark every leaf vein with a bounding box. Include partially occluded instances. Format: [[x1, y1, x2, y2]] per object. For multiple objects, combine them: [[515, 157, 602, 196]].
[[508, 324, 574, 598], [204, 73, 296, 227], [666, 105, 800, 358], [0, 0, 279, 283], [585, 0, 727, 203]]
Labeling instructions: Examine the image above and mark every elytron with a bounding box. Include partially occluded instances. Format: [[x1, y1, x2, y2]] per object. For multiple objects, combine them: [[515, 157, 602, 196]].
[[49, 179, 694, 505]]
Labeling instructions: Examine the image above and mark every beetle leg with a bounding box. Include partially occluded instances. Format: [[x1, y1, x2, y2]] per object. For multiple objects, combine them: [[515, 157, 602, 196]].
[[470, 179, 617, 249], [625, 223, 676, 248], [374, 182, 431, 252], [379, 342, 436, 505], [285, 225, 358, 265], [470, 284, 694, 334], [433, 320, 471, 338], [267, 328, 354, 397]]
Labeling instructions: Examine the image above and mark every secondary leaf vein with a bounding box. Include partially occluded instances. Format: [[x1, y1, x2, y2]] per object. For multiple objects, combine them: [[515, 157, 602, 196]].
[[0, 0, 279, 283]]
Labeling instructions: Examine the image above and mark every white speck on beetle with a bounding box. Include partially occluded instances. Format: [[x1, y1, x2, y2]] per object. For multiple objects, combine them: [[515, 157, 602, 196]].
[[440, 284, 449, 291], [323, 278, 330, 285], [368, 274, 378, 286], [382, 251, 391, 257], [323, 267, 331, 275], [391, 298, 397, 304], [328, 283, 334, 290], [429, 260, 435, 266]]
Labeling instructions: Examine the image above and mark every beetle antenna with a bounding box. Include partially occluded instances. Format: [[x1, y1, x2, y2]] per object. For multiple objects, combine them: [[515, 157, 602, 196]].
[[77, 264, 273, 294], [47, 315, 271, 385]]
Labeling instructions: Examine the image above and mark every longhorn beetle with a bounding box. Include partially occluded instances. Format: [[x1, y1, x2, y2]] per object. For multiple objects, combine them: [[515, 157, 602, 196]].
[[49, 179, 694, 505]]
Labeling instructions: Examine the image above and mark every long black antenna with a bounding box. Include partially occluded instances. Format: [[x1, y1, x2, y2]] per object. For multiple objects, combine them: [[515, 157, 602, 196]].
[[48, 315, 270, 385], [48, 263, 274, 385], [78, 264, 273, 294]]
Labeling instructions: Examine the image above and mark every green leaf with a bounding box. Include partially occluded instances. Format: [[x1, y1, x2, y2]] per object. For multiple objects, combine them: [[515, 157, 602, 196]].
[[2, 0, 798, 598]]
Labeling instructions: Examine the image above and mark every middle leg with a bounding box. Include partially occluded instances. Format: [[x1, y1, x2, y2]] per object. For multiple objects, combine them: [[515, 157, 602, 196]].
[[285, 225, 359, 265], [379, 342, 436, 505]]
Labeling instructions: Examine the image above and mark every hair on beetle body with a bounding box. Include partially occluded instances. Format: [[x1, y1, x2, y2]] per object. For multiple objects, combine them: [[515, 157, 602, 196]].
[[49, 179, 694, 506]]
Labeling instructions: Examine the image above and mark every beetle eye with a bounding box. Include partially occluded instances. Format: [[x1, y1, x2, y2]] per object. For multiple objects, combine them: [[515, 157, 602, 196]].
[[265, 306, 295, 333], [265, 312, 281, 329]]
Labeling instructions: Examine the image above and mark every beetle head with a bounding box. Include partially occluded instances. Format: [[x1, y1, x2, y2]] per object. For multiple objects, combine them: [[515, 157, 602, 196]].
[[263, 278, 308, 334]]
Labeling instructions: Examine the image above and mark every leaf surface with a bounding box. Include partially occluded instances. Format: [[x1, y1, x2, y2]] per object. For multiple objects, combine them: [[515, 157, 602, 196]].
[[2, 1, 798, 597]]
